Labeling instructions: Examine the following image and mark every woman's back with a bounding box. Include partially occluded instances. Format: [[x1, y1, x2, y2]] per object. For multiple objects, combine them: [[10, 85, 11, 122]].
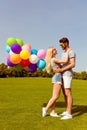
[[51, 57, 60, 72]]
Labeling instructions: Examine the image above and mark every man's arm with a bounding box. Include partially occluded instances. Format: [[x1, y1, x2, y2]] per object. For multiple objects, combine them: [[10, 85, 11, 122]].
[[54, 48, 71, 64], [56, 57, 76, 73]]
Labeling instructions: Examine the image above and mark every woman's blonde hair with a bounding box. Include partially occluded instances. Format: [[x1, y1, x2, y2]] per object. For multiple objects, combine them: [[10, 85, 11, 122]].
[[45, 47, 54, 73]]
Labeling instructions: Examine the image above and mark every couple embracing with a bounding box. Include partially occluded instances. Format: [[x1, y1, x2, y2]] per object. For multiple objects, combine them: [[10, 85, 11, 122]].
[[42, 37, 76, 120]]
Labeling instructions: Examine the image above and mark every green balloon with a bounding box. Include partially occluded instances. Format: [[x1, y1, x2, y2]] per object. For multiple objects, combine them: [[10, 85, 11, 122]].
[[16, 38, 24, 46], [7, 37, 17, 46]]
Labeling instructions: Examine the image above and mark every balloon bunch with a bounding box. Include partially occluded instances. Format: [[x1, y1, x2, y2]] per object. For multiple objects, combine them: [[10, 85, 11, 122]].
[[6, 37, 46, 72]]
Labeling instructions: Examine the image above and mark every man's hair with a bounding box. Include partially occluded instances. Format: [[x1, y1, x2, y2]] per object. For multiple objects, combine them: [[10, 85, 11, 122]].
[[59, 37, 69, 44]]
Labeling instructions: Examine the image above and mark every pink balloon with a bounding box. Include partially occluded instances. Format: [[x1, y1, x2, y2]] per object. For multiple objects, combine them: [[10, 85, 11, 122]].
[[22, 45, 31, 51], [37, 49, 46, 59], [7, 55, 10, 60]]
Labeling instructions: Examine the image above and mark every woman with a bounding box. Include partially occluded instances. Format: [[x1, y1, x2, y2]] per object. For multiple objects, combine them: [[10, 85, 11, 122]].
[[42, 47, 71, 117]]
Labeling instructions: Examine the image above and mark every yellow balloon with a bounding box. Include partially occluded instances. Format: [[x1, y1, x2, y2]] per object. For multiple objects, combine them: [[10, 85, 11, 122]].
[[20, 50, 30, 60], [10, 54, 21, 64]]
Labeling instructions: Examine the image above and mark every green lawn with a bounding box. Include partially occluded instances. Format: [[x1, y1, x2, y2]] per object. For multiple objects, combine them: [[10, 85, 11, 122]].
[[0, 78, 87, 130]]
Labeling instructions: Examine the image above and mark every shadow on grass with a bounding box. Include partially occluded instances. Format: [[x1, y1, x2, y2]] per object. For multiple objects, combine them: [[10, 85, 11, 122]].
[[43, 101, 87, 117], [72, 104, 87, 117], [42, 101, 66, 109]]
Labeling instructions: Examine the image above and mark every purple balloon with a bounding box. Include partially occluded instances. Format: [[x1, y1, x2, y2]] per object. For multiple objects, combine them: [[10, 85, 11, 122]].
[[11, 43, 22, 54], [28, 63, 37, 72], [7, 59, 16, 67]]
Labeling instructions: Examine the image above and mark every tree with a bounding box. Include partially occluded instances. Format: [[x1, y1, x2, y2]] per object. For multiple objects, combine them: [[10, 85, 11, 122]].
[[0, 63, 87, 80]]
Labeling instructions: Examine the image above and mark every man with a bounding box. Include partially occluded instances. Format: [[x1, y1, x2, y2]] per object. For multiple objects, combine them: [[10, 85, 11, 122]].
[[56, 37, 76, 120]]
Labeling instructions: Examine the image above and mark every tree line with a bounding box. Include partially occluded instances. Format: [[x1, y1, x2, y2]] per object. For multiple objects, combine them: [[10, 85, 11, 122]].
[[0, 63, 87, 80]]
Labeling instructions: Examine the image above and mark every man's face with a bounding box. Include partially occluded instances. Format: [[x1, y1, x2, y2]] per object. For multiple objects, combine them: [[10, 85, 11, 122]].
[[59, 43, 67, 50]]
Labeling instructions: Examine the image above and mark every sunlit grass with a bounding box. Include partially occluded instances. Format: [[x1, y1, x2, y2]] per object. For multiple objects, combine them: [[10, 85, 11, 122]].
[[0, 78, 87, 130]]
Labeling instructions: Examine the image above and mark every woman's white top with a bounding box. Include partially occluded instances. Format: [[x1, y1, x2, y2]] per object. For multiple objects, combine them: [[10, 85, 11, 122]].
[[51, 57, 60, 72]]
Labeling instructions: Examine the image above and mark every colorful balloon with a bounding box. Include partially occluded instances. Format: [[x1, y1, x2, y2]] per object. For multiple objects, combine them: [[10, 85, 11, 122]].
[[31, 49, 38, 55], [37, 49, 46, 59], [9, 50, 15, 55], [10, 54, 21, 64], [6, 45, 10, 53], [20, 59, 30, 67], [20, 50, 30, 60], [11, 43, 22, 54], [7, 37, 17, 46], [37, 59, 46, 70], [24, 43, 32, 49], [7, 59, 16, 67], [16, 38, 24, 46], [22, 45, 31, 51], [28, 63, 37, 72], [6, 37, 47, 73], [30, 54, 38, 64]]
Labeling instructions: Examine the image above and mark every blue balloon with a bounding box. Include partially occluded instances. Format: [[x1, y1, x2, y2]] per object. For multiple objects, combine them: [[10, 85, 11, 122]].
[[31, 49, 38, 55], [37, 59, 46, 70], [6, 45, 10, 53]]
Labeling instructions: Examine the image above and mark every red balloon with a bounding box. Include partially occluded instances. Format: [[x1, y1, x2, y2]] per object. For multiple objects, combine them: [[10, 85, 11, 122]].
[[20, 59, 30, 67]]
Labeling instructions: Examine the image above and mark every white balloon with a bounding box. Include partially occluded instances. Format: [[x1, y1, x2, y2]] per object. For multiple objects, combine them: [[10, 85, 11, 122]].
[[9, 50, 15, 55], [30, 54, 38, 64]]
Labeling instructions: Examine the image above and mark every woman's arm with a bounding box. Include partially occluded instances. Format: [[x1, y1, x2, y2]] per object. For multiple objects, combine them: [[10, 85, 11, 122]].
[[55, 57, 76, 73]]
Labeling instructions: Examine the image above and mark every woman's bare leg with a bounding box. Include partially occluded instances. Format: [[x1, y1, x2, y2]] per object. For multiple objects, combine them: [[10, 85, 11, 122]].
[[45, 83, 61, 113]]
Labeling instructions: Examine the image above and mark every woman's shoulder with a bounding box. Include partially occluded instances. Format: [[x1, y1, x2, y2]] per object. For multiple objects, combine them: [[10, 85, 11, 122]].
[[51, 57, 56, 61]]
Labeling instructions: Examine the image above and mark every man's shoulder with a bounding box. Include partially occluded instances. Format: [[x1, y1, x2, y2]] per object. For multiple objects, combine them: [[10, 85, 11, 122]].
[[69, 49, 76, 56]]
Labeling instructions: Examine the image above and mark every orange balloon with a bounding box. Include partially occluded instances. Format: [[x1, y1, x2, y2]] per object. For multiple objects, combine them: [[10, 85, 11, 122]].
[[24, 43, 32, 49], [10, 54, 21, 64]]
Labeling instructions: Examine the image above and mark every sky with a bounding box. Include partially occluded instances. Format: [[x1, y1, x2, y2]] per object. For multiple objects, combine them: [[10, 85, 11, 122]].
[[0, 0, 87, 72]]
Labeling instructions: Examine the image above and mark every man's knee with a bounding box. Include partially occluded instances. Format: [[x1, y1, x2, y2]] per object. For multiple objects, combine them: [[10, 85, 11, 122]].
[[65, 89, 72, 96]]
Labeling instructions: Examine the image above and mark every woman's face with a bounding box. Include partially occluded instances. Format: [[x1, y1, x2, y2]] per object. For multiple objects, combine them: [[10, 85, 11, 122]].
[[52, 48, 57, 55]]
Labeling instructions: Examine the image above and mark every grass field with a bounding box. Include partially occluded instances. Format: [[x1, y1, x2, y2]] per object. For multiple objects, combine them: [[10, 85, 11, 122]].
[[0, 77, 87, 130]]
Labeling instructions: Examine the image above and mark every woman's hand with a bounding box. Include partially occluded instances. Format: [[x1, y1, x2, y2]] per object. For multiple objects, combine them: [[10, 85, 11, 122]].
[[55, 67, 63, 73]]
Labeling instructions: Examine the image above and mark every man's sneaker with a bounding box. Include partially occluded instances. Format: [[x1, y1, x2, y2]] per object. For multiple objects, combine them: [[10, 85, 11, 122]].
[[61, 113, 72, 120], [42, 107, 47, 117], [60, 111, 68, 116], [50, 113, 60, 117]]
